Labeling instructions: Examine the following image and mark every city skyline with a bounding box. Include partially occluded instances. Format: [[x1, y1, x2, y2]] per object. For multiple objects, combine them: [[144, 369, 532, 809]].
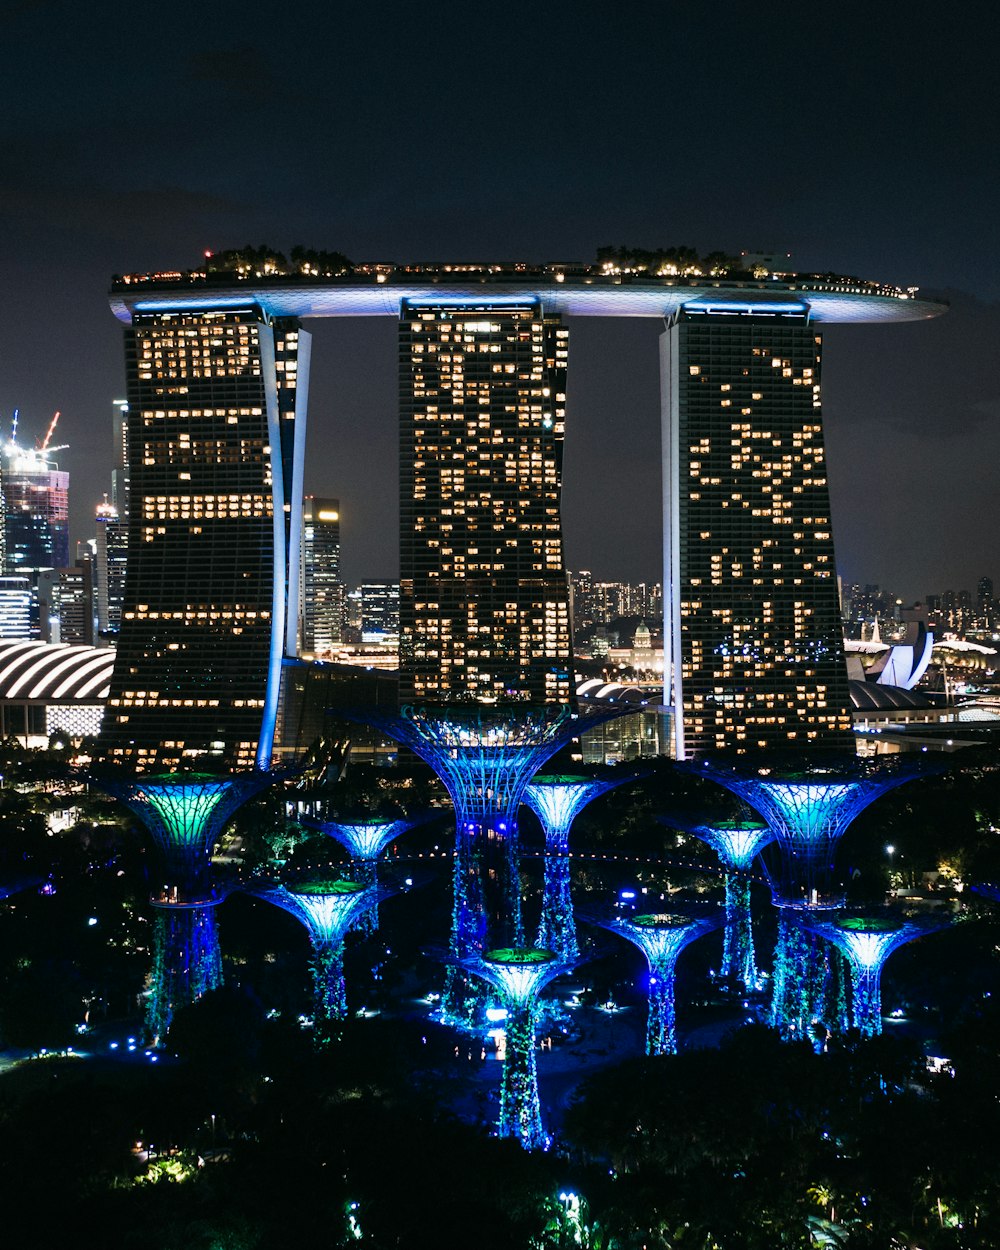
[[2, 5, 996, 603]]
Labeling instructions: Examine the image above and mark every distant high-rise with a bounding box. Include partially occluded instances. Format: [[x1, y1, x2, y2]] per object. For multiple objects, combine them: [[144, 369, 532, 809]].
[[300, 496, 342, 656], [95, 499, 128, 641], [2, 442, 70, 580], [100, 306, 310, 771], [398, 301, 572, 704], [662, 304, 853, 756], [360, 581, 399, 645]]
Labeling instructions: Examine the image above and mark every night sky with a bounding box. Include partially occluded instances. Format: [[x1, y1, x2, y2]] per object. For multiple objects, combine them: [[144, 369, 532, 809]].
[[2, 1, 996, 600]]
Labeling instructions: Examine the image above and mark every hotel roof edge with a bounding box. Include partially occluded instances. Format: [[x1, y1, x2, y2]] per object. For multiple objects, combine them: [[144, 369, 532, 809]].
[[109, 279, 947, 326]]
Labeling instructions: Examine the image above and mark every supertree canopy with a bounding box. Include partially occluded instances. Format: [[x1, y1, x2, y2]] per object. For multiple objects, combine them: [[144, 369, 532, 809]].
[[806, 912, 948, 1037], [688, 757, 930, 908], [95, 770, 275, 1043], [354, 702, 632, 1026], [523, 772, 636, 962], [254, 877, 375, 1021], [145, 907, 223, 1043], [664, 815, 774, 989], [590, 909, 720, 1055], [98, 771, 273, 905], [468, 946, 566, 1150], [295, 812, 419, 929]]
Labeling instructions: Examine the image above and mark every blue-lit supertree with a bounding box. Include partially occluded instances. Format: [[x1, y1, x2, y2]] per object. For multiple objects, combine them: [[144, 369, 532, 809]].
[[688, 758, 931, 1036], [590, 908, 721, 1055], [663, 815, 774, 989], [254, 876, 375, 1021], [97, 770, 273, 1039], [805, 913, 948, 1036], [355, 703, 630, 1027], [295, 812, 419, 930], [522, 772, 636, 962], [466, 946, 567, 1149], [689, 758, 927, 909]]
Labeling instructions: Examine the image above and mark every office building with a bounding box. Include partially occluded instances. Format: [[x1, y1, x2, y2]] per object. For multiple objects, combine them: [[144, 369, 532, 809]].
[[2, 441, 70, 580], [360, 581, 399, 645], [300, 496, 342, 656], [0, 577, 31, 639], [99, 306, 310, 771], [39, 560, 96, 645], [95, 499, 128, 641], [398, 301, 572, 704], [661, 305, 853, 756]]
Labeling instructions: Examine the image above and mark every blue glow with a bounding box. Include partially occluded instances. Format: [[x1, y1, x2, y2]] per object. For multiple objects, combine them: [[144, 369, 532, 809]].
[[100, 772, 272, 906], [696, 764, 923, 908], [256, 325, 285, 771], [468, 948, 566, 1149], [689, 822, 774, 988], [256, 879, 375, 1022], [354, 705, 628, 1029], [145, 906, 223, 1043], [807, 915, 946, 1037], [596, 911, 720, 1055]]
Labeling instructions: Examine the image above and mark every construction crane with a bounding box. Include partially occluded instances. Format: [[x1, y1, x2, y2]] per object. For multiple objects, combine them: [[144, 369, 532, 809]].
[[39, 410, 60, 451]]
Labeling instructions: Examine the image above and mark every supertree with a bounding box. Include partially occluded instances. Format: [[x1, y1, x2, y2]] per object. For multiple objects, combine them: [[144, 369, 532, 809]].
[[686, 757, 934, 1035], [353, 702, 632, 1027], [661, 815, 774, 989], [588, 908, 721, 1055], [253, 876, 376, 1022], [96, 770, 274, 1039], [522, 771, 637, 962], [295, 812, 420, 930], [688, 757, 930, 909], [805, 912, 949, 1037], [465, 946, 568, 1149]]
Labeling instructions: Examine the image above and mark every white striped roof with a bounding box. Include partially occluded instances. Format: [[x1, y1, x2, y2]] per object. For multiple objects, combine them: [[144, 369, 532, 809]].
[[0, 641, 115, 701]]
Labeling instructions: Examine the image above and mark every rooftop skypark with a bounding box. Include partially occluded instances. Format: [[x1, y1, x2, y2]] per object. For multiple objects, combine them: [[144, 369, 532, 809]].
[[111, 244, 929, 307]]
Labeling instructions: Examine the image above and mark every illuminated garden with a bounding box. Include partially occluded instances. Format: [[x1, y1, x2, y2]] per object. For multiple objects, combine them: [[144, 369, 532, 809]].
[[1, 740, 1000, 1246]]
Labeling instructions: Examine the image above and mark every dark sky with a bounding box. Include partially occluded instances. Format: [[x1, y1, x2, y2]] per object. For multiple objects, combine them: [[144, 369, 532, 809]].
[[1, 0, 996, 599]]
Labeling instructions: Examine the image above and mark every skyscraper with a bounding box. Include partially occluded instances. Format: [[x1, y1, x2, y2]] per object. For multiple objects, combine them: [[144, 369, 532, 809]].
[[398, 301, 572, 705], [99, 306, 310, 771], [662, 303, 853, 757], [2, 442, 70, 580], [300, 496, 342, 656], [95, 499, 128, 641]]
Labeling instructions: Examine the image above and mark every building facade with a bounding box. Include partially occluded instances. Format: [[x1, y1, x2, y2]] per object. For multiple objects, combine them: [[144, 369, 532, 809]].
[[300, 495, 342, 656], [99, 306, 310, 771], [662, 303, 853, 756], [398, 301, 572, 704]]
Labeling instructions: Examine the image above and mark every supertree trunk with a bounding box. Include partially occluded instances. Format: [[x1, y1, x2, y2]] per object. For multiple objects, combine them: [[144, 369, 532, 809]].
[[311, 939, 348, 1021], [646, 970, 677, 1056], [499, 998, 545, 1149], [722, 872, 758, 990], [537, 852, 579, 963], [145, 907, 223, 1042]]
